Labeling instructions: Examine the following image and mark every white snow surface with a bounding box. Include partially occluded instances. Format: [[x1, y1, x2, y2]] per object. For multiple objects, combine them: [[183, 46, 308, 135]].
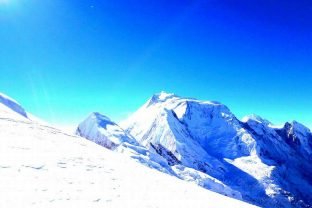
[[0, 93, 257, 208]]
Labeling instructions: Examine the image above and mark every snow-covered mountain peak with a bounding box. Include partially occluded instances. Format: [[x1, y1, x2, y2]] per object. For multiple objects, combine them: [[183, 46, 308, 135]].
[[144, 91, 230, 115], [242, 114, 272, 126], [0, 92, 28, 119], [156, 91, 176, 100], [119, 92, 312, 207], [77, 112, 140, 150], [147, 91, 178, 106], [281, 121, 311, 141], [87, 112, 116, 128], [122, 93, 236, 140], [91, 111, 111, 120], [278, 121, 312, 155], [291, 121, 311, 135], [121, 93, 256, 166]]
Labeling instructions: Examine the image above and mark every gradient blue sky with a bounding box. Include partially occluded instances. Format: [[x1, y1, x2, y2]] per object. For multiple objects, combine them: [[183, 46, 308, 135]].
[[0, 0, 311, 129]]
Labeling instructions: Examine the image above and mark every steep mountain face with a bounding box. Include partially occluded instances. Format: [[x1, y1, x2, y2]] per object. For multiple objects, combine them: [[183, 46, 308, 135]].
[[76, 112, 242, 199], [76, 112, 173, 174], [242, 118, 312, 207], [0, 92, 256, 208], [120, 92, 312, 208], [76, 112, 139, 150]]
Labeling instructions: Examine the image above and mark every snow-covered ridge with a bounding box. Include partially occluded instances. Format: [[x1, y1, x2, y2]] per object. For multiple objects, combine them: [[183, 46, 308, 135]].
[[291, 120, 311, 136], [76, 112, 175, 175], [0, 92, 28, 118], [147, 91, 223, 107], [76, 112, 138, 149], [242, 114, 272, 126]]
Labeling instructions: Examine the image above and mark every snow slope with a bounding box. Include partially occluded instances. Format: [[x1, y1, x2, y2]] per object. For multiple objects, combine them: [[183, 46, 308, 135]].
[[120, 92, 312, 208], [76, 112, 174, 174], [77, 112, 242, 199], [0, 93, 256, 208]]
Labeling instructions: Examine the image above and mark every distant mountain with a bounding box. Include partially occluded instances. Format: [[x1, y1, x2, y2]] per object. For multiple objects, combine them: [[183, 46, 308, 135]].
[[117, 92, 312, 208], [0, 92, 255, 208]]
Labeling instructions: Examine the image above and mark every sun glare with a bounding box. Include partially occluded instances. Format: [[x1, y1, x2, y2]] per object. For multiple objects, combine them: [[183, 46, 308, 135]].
[[0, 0, 9, 4]]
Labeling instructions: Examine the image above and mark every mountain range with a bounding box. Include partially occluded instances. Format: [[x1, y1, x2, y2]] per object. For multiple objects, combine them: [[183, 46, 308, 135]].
[[77, 91, 312, 208], [0, 92, 255, 208], [1, 91, 311, 207]]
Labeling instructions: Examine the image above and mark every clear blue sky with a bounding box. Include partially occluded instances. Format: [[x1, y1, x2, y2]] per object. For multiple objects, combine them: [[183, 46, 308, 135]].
[[0, 0, 311, 128]]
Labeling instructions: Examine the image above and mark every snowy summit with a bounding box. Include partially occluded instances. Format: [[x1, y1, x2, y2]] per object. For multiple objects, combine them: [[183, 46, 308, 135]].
[[118, 92, 312, 207]]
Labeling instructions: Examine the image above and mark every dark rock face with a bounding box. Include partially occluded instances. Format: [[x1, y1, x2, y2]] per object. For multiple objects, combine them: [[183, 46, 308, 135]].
[[150, 143, 181, 166], [276, 122, 300, 147]]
